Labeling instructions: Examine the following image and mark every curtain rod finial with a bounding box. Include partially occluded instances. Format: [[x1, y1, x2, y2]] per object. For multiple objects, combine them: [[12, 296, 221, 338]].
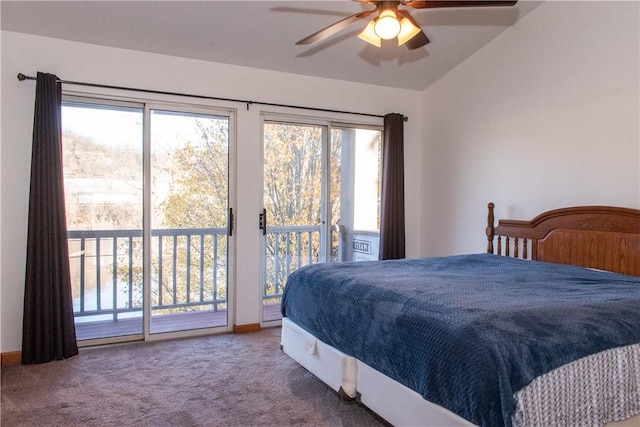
[[17, 73, 28, 81]]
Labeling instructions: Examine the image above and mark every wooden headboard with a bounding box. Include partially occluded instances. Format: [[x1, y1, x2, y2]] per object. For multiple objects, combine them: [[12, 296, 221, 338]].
[[486, 203, 640, 277]]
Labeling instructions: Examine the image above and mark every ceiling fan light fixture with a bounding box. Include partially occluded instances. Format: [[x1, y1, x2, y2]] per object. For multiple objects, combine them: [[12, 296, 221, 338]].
[[358, 20, 382, 47], [397, 16, 421, 46], [373, 9, 401, 40], [296, 0, 518, 49]]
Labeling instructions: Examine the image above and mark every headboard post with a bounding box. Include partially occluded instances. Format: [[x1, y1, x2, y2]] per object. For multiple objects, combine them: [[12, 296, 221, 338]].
[[486, 202, 495, 254]]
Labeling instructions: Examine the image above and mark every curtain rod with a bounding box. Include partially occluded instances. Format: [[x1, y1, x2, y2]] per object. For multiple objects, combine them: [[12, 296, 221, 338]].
[[17, 73, 407, 122]]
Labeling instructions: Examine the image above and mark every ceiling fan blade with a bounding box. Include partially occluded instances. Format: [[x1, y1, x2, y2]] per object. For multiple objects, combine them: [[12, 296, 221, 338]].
[[405, 1, 517, 9], [405, 30, 430, 50], [296, 9, 377, 45]]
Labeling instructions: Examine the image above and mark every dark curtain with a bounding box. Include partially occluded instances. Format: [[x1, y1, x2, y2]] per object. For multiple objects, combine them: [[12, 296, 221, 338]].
[[22, 72, 78, 364], [379, 113, 406, 260]]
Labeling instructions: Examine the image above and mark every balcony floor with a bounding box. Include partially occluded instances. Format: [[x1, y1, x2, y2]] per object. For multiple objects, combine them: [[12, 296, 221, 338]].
[[75, 304, 282, 341]]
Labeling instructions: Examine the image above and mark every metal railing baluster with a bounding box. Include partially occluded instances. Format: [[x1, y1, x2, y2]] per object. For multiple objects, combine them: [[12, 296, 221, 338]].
[[199, 234, 205, 304], [274, 232, 281, 296], [296, 232, 302, 269], [80, 237, 86, 314], [172, 235, 178, 306], [96, 237, 101, 311], [158, 236, 163, 306], [186, 235, 191, 304], [213, 234, 218, 310], [112, 237, 118, 322], [128, 236, 133, 310], [284, 232, 291, 294]]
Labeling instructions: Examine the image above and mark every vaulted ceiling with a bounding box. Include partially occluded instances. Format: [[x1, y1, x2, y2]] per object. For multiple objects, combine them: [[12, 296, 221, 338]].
[[1, 1, 541, 91]]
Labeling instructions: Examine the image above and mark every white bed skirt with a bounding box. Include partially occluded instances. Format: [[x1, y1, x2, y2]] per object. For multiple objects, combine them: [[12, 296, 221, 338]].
[[280, 317, 357, 399], [357, 360, 475, 426]]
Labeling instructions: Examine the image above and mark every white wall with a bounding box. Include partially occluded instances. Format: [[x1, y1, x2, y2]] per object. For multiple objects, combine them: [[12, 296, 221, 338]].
[[0, 31, 423, 353], [421, 1, 640, 256]]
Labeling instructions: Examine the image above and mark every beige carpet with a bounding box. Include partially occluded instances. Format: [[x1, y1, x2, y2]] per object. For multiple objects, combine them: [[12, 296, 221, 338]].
[[1, 327, 385, 426]]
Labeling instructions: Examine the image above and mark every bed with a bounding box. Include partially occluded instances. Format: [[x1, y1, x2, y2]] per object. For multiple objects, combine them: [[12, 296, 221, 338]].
[[280, 203, 640, 427]]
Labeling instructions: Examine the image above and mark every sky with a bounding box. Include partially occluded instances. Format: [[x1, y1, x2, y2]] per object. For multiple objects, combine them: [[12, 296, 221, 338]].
[[62, 103, 228, 150]]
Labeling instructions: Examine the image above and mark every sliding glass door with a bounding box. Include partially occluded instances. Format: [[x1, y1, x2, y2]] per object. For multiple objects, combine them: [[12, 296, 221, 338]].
[[63, 99, 145, 340], [262, 121, 326, 321], [261, 118, 382, 322], [62, 98, 232, 343], [149, 109, 230, 334]]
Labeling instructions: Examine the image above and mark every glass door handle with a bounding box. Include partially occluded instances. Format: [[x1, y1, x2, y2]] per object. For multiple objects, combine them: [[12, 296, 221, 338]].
[[259, 209, 267, 236]]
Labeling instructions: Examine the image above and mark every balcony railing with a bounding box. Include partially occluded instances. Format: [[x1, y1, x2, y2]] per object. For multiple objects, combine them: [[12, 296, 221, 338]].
[[68, 226, 324, 324], [68, 228, 229, 323], [262, 225, 321, 302], [69, 225, 379, 331]]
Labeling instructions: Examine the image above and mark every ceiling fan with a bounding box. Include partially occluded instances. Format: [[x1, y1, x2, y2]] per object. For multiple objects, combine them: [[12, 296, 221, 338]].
[[296, 0, 518, 50]]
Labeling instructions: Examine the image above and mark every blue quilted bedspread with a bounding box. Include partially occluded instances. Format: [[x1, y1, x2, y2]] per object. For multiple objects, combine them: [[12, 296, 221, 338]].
[[281, 253, 640, 427]]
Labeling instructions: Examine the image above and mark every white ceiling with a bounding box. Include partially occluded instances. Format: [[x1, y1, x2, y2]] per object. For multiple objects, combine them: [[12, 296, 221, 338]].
[[1, 0, 542, 91]]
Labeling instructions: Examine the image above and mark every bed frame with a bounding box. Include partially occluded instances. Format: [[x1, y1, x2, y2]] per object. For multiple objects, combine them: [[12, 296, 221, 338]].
[[486, 203, 640, 276], [282, 203, 640, 427]]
